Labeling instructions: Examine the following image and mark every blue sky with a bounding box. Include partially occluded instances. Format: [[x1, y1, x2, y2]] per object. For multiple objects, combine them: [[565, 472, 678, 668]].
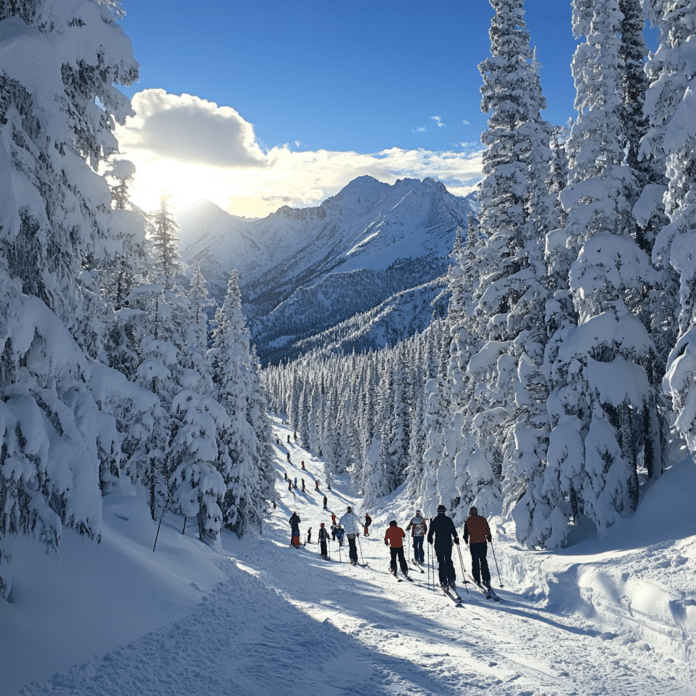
[[114, 1, 653, 217]]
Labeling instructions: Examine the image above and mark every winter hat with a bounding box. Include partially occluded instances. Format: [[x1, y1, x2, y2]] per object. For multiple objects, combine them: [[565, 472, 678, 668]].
[[469, 507, 478, 515], [389, 520, 397, 526], [437, 504, 446, 514], [347, 506, 353, 512], [416, 510, 422, 517], [320, 523, 325, 527]]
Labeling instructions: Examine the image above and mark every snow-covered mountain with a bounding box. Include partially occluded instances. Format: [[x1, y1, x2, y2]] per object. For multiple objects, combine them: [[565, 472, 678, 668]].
[[178, 176, 474, 362]]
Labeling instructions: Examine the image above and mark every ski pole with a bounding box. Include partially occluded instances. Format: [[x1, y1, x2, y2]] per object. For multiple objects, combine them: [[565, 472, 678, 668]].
[[455, 544, 470, 595], [427, 540, 431, 591], [490, 540, 503, 588], [152, 494, 171, 553], [357, 533, 365, 566]]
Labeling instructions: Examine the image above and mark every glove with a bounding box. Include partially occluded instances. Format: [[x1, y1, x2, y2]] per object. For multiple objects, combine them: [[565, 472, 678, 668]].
[[454, 539, 460, 545], [384, 541, 389, 546]]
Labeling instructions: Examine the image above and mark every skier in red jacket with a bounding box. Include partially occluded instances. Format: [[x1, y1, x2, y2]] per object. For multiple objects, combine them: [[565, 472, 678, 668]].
[[464, 507, 492, 588], [384, 520, 409, 578]]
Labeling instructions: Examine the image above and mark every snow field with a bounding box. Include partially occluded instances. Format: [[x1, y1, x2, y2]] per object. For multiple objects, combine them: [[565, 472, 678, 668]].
[[2, 416, 694, 695]]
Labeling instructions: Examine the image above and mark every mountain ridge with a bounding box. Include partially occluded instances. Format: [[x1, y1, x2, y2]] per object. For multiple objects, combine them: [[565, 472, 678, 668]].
[[178, 176, 474, 363]]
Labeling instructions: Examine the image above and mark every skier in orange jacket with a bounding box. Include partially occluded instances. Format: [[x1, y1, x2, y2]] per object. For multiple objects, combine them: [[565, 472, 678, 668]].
[[384, 520, 409, 578], [463, 507, 492, 588]]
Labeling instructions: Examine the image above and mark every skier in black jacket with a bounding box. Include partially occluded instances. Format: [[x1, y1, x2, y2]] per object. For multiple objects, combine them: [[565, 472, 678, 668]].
[[289, 512, 301, 547], [427, 504, 460, 590], [318, 523, 330, 559]]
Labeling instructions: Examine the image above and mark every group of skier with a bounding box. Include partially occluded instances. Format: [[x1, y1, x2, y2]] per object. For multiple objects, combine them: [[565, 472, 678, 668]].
[[289, 502, 494, 595]]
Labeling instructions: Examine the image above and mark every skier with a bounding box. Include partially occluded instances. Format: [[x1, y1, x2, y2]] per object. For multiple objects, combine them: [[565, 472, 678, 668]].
[[301, 461, 305, 470], [289, 511, 301, 547], [272, 500, 277, 510], [301, 478, 306, 493], [364, 512, 372, 537], [384, 520, 409, 578], [315, 479, 320, 491], [287, 435, 291, 444], [427, 504, 460, 590], [323, 495, 328, 510], [294, 476, 298, 489], [327, 481, 331, 491], [464, 507, 492, 588], [331, 513, 337, 526], [288, 481, 292, 492], [339, 506, 363, 565], [318, 523, 330, 560], [294, 431, 298, 440], [287, 452, 291, 462], [306, 527, 312, 545], [406, 509, 427, 565], [335, 525, 345, 547], [284, 471, 287, 481]]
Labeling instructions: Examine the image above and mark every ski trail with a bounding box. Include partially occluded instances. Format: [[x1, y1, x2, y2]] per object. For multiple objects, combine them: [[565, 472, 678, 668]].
[[14, 415, 695, 696]]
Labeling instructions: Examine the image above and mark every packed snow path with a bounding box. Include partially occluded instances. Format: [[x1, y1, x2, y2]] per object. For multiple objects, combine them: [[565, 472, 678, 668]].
[[9, 416, 695, 696]]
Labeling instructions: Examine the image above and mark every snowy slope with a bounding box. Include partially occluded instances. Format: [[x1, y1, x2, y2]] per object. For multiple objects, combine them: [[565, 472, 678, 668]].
[[2, 417, 694, 696], [178, 177, 472, 363], [280, 277, 450, 362]]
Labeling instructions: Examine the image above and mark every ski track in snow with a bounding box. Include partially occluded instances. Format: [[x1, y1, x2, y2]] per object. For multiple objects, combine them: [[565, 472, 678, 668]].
[[12, 417, 695, 696]]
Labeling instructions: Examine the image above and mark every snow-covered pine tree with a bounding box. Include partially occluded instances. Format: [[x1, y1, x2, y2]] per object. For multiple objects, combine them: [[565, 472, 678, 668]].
[[151, 196, 183, 288], [103, 159, 148, 310], [642, 0, 696, 452], [0, 0, 138, 594], [185, 264, 214, 391], [541, 0, 662, 546], [210, 271, 270, 536], [246, 346, 276, 512], [451, 0, 554, 525]]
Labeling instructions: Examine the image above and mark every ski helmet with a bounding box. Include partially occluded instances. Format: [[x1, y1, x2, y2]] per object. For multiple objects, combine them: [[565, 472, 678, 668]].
[[436, 504, 446, 514], [347, 506, 352, 512], [469, 506, 478, 515], [389, 520, 397, 526]]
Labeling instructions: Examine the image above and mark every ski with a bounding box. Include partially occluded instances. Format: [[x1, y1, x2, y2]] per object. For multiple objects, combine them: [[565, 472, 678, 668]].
[[443, 588, 463, 604], [388, 568, 403, 582], [472, 581, 495, 601], [411, 560, 425, 574], [402, 573, 414, 582], [485, 584, 500, 602]]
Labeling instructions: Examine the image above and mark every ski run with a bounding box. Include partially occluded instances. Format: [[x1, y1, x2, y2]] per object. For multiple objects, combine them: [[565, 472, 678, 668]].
[[1, 417, 693, 696]]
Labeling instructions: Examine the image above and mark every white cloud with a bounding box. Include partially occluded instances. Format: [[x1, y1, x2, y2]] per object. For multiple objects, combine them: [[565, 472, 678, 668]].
[[117, 90, 266, 167], [413, 126, 427, 132], [115, 90, 483, 218], [462, 119, 470, 126], [431, 116, 446, 127]]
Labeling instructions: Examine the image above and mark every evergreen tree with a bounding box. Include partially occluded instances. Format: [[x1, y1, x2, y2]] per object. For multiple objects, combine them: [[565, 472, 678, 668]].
[[210, 271, 270, 536], [150, 196, 182, 287], [541, 0, 661, 546], [450, 0, 554, 524], [0, 0, 138, 595], [642, 0, 696, 452]]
